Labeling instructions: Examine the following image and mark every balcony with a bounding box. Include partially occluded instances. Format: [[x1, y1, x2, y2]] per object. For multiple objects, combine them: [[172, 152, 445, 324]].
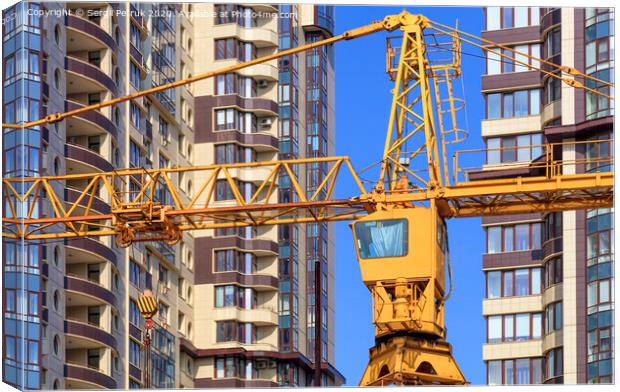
[[65, 363, 117, 389], [65, 237, 117, 267], [213, 306, 278, 326], [65, 56, 117, 95], [65, 100, 118, 139], [65, 14, 117, 53], [65, 143, 113, 174], [65, 275, 116, 307], [214, 24, 278, 48], [65, 319, 117, 350]]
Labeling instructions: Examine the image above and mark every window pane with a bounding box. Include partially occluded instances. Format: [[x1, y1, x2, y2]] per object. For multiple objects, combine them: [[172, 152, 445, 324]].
[[487, 93, 501, 119], [599, 280, 610, 303], [514, 44, 529, 72], [530, 90, 540, 114], [503, 137, 517, 162], [503, 93, 514, 117], [515, 90, 529, 116], [531, 268, 541, 295], [504, 226, 514, 251], [488, 226, 502, 253], [515, 224, 529, 250], [504, 359, 514, 384], [517, 134, 531, 161], [515, 269, 529, 296], [503, 7, 513, 28], [488, 316, 502, 342], [554, 303, 562, 330], [487, 138, 501, 164], [516, 313, 530, 340], [516, 358, 530, 384], [487, 50, 501, 75], [487, 7, 500, 30], [487, 271, 501, 298], [488, 360, 502, 385], [504, 314, 514, 341], [532, 313, 542, 338], [504, 271, 514, 296], [531, 223, 541, 249], [515, 8, 528, 27]]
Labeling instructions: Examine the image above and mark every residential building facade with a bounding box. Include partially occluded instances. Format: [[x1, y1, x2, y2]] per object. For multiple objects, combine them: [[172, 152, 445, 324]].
[[481, 6, 614, 385], [2, 2, 342, 390]]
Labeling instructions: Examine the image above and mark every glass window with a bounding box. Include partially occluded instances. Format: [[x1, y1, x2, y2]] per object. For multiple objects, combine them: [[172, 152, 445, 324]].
[[487, 50, 501, 75], [504, 314, 514, 341], [515, 358, 530, 384], [515, 269, 529, 295], [487, 137, 501, 164], [503, 7, 514, 28], [503, 271, 514, 296], [514, 90, 529, 116], [503, 93, 514, 117], [487, 271, 501, 298], [504, 226, 514, 251], [516, 313, 530, 340], [488, 315, 502, 342], [531, 268, 541, 295], [504, 359, 514, 384], [515, 8, 529, 27], [487, 93, 501, 119], [487, 226, 502, 253], [529, 89, 540, 115], [503, 136, 517, 162], [354, 219, 408, 259], [532, 313, 542, 338], [488, 360, 502, 385], [487, 7, 500, 30], [515, 224, 529, 250]]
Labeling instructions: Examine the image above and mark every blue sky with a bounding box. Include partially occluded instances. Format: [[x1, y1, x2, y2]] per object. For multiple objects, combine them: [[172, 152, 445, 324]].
[[331, 5, 487, 385]]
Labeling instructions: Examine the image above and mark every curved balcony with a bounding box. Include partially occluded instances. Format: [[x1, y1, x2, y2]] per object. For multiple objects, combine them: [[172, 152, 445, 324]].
[[210, 130, 278, 152], [65, 275, 116, 307], [65, 363, 117, 390], [65, 14, 117, 53], [238, 62, 278, 81], [541, 8, 561, 34], [65, 143, 114, 174], [65, 319, 117, 350], [214, 24, 277, 48], [211, 95, 278, 116], [65, 56, 117, 95], [213, 306, 278, 326], [65, 187, 111, 214], [65, 237, 117, 267], [210, 272, 278, 290], [542, 237, 563, 260], [65, 100, 118, 139], [211, 236, 278, 256]]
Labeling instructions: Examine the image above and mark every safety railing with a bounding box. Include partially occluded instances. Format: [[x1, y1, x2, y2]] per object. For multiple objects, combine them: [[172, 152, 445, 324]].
[[452, 139, 613, 185]]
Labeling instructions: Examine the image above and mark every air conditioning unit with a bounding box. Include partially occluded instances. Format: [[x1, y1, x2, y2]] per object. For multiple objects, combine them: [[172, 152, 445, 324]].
[[259, 117, 273, 128], [257, 79, 269, 88], [160, 285, 170, 294]]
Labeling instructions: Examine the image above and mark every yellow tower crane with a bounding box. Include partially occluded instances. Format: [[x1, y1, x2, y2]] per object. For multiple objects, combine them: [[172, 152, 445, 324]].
[[2, 11, 614, 386]]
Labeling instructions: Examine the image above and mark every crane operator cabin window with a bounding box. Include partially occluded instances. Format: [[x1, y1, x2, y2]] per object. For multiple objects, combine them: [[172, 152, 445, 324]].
[[354, 219, 408, 259]]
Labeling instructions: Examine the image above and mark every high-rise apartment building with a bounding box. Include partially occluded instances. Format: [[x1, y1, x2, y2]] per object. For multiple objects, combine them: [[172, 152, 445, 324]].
[[2, 2, 342, 389], [480, 6, 613, 385]]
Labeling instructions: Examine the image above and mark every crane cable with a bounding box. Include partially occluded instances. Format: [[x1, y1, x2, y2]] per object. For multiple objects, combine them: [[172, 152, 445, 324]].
[[429, 20, 614, 100]]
